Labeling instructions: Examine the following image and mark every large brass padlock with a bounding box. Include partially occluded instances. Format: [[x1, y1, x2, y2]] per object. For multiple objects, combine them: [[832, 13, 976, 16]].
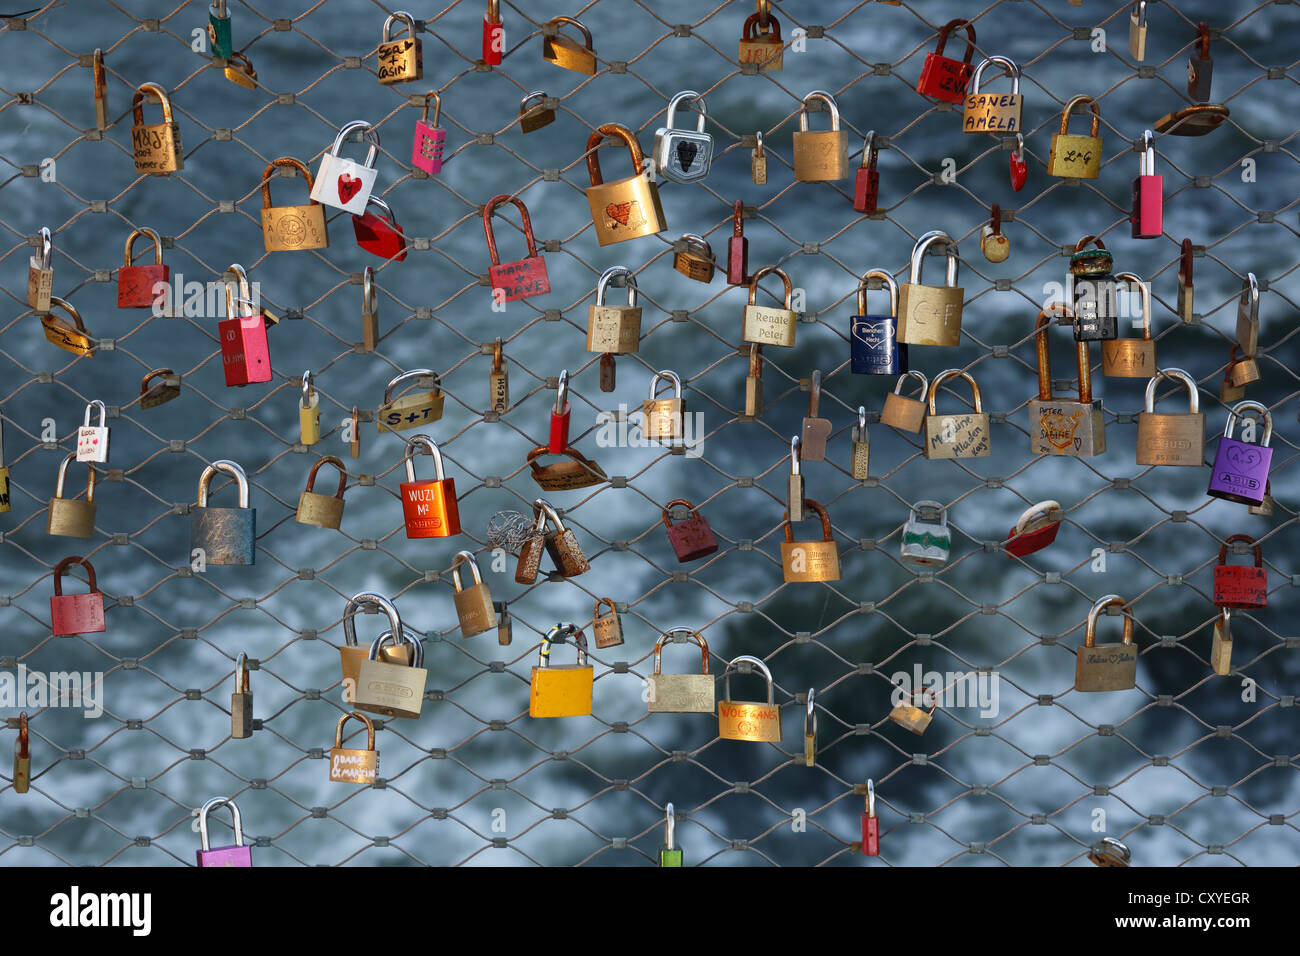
[[1028, 306, 1105, 457], [1135, 368, 1204, 466], [1101, 273, 1156, 377], [452, 550, 495, 638], [47, 454, 97, 539], [647, 628, 714, 714], [781, 499, 841, 583], [963, 56, 1022, 133], [923, 369, 990, 459], [41, 296, 95, 357], [792, 91, 849, 182], [586, 266, 641, 354], [529, 623, 594, 718], [584, 124, 665, 245], [131, 82, 183, 174], [260, 158, 328, 252], [542, 16, 597, 74], [897, 230, 963, 346], [1048, 95, 1103, 179], [1075, 595, 1139, 692], [377, 368, 444, 433], [339, 591, 411, 705], [296, 456, 347, 529], [880, 371, 929, 432], [718, 656, 781, 742], [191, 459, 256, 565], [355, 629, 426, 719], [642, 370, 685, 442], [376, 10, 422, 85], [329, 711, 379, 784], [742, 265, 797, 348], [591, 597, 624, 649]]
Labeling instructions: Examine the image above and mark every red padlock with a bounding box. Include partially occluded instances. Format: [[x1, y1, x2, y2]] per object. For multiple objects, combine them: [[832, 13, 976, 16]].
[[218, 285, 271, 387], [549, 370, 571, 454], [1005, 500, 1063, 558], [1130, 129, 1163, 240], [1009, 132, 1028, 192], [352, 196, 408, 261], [117, 227, 169, 308], [482, 0, 504, 65], [484, 193, 550, 302], [853, 131, 879, 214], [861, 779, 879, 856], [399, 434, 461, 538], [662, 498, 718, 563], [726, 200, 748, 286], [916, 18, 976, 103], [49, 555, 106, 636], [1213, 534, 1267, 609]]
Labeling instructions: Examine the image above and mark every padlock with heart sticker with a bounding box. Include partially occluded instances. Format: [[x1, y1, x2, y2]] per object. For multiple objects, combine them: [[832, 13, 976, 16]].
[[310, 120, 380, 215], [351, 196, 408, 261]]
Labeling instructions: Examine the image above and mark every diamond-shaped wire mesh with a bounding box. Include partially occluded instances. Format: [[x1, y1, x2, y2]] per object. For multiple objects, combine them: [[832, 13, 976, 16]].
[[1, 0, 1297, 867]]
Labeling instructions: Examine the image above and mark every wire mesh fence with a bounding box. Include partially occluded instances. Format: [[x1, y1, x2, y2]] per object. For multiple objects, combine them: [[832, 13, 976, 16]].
[[1, 0, 1298, 867]]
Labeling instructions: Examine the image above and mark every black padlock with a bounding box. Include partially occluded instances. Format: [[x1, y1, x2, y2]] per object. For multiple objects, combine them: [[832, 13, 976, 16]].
[[1070, 235, 1118, 342]]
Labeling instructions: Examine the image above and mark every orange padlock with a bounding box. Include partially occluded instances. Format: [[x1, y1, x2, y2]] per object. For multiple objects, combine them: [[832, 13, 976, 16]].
[[399, 434, 460, 538]]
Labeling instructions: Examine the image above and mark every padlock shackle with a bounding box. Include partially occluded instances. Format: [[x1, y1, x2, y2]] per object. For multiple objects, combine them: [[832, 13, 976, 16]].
[[131, 81, 175, 126], [197, 459, 250, 508], [1196, 21, 1211, 58], [790, 435, 801, 476], [798, 90, 841, 132], [1015, 500, 1062, 536], [595, 266, 637, 308], [1059, 95, 1100, 137], [1224, 400, 1272, 446], [16, 712, 28, 759], [753, 130, 765, 157], [927, 369, 983, 415], [859, 130, 876, 170], [51, 554, 97, 597], [804, 686, 816, 736], [38, 226, 52, 269], [368, 628, 423, 668], [1034, 303, 1091, 403], [1132, 0, 1147, 26], [664, 90, 707, 133], [482, 193, 540, 265], [44, 296, 88, 332], [1112, 272, 1152, 339], [123, 227, 163, 266], [539, 622, 587, 667], [910, 499, 948, 529], [546, 15, 593, 48], [661, 497, 701, 530], [487, 0, 500, 22], [1240, 272, 1259, 319], [783, 498, 833, 543], [648, 369, 682, 401], [1217, 533, 1262, 569], [451, 549, 484, 590], [304, 455, 346, 499], [970, 55, 1019, 94], [722, 654, 775, 704], [908, 230, 959, 287], [1143, 367, 1198, 415], [652, 627, 709, 675], [329, 120, 380, 169], [748, 343, 762, 377], [383, 368, 441, 406], [491, 337, 504, 374], [334, 710, 376, 751], [83, 399, 106, 429], [235, 652, 250, 694], [664, 802, 675, 851], [1137, 129, 1156, 176], [414, 90, 441, 128], [730, 199, 746, 239], [381, 10, 417, 42], [742, 11, 781, 41], [865, 778, 875, 818], [854, 405, 867, 442], [54, 452, 95, 503], [213, 0, 228, 16], [585, 123, 647, 187], [140, 368, 179, 398], [893, 370, 928, 399], [520, 91, 548, 115], [747, 265, 793, 307], [301, 369, 315, 408], [342, 591, 403, 648], [554, 369, 570, 416], [532, 497, 565, 533], [807, 369, 823, 417], [857, 269, 899, 317], [1179, 239, 1194, 282], [1084, 594, 1134, 648], [362, 195, 399, 227], [932, 18, 976, 62], [403, 433, 446, 482], [197, 796, 244, 851]]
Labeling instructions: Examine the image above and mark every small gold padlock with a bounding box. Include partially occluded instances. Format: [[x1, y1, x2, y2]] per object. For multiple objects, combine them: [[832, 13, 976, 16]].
[[131, 81, 183, 174], [451, 550, 495, 638], [586, 266, 641, 353], [376, 10, 423, 84], [880, 371, 929, 433], [780, 499, 841, 583], [888, 688, 937, 734], [1210, 607, 1232, 675], [751, 131, 767, 184], [223, 51, 257, 89], [980, 205, 1010, 263], [641, 370, 685, 442], [296, 456, 347, 529], [519, 91, 556, 134], [299, 370, 321, 446], [1074, 595, 1139, 692], [329, 712, 379, 784], [591, 597, 624, 649], [673, 235, 715, 284], [1047, 95, 1102, 179]]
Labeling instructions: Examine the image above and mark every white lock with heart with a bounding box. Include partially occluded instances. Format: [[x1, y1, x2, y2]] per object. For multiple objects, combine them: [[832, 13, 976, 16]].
[[77, 399, 110, 464], [310, 120, 380, 215], [653, 91, 713, 184]]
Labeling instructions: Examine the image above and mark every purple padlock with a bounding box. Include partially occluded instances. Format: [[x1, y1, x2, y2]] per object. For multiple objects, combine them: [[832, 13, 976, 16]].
[[195, 796, 253, 867], [411, 91, 445, 175], [1208, 400, 1273, 506]]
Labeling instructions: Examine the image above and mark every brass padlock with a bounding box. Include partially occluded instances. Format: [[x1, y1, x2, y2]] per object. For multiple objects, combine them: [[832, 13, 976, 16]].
[[339, 591, 410, 704], [296, 456, 347, 529], [738, 11, 783, 71], [529, 623, 594, 717], [803, 689, 817, 766], [527, 445, 609, 492], [1129, 0, 1147, 60], [1074, 594, 1138, 692], [923, 369, 990, 459], [1047, 95, 1102, 179], [329, 711, 379, 784], [591, 597, 624, 649], [361, 266, 379, 352], [299, 370, 321, 446], [1227, 345, 1260, 388], [851, 406, 870, 479], [139, 368, 181, 410], [1088, 838, 1131, 867], [377, 369, 444, 433], [744, 343, 763, 418], [673, 234, 716, 283], [489, 337, 509, 412], [642, 370, 685, 442], [586, 266, 641, 354], [1101, 273, 1156, 377], [751, 130, 767, 184], [1237, 272, 1259, 355], [452, 550, 495, 638], [28, 227, 53, 312], [260, 157, 328, 252], [1177, 239, 1195, 323], [519, 91, 556, 134], [647, 628, 713, 714], [889, 687, 937, 734], [1135, 367, 1204, 466], [880, 371, 929, 432], [1028, 306, 1105, 457], [376, 10, 422, 85], [130, 81, 183, 174], [47, 454, 97, 539], [231, 652, 253, 739], [223, 51, 257, 90], [1210, 608, 1232, 676], [718, 656, 781, 742], [781, 499, 841, 583], [41, 296, 95, 357], [897, 230, 963, 346], [355, 628, 426, 719], [13, 712, 29, 794], [542, 16, 597, 74], [516, 498, 590, 583], [742, 265, 797, 348], [792, 91, 849, 182], [584, 124, 665, 245], [964, 56, 1022, 134]]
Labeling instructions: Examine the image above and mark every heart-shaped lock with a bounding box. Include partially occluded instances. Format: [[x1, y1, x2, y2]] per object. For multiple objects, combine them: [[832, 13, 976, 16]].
[[1009, 133, 1027, 191], [351, 197, 408, 261]]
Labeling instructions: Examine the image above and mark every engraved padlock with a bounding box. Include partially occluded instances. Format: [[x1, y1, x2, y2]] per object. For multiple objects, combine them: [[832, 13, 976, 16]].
[[897, 230, 962, 346], [339, 591, 410, 704], [653, 90, 712, 183], [260, 158, 329, 252], [742, 265, 797, 348], [41, 296, 95, 358], [792, 91, 849, 182], [718, 656, 781, 742], [738, 11, 783, 71], [1074, 595, 1138, 692], [591, 597, 624, 649], [27, 226, 53, 313], [1135, 368, 1204, 467], [781, 499, 841, 583], [131, 82, 183, 174], [647, 628, 714, 714], [452, 550, 495, 637], [1101, 273, 1156, 377], [586, 266, 641, 354], [851, 271, 906, 374], [355, 628, 426, 719], [642, 370, 685, 442], [662, 498, 718, 563], [1213, 534, 1267, 609], [296, 456, 347, 529], [377, 368, 444, 433], [400, 434, 460, 538]]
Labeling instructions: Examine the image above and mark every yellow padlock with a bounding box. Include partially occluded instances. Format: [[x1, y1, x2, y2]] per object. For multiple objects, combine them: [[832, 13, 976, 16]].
[[300, 370, 321, 446], [529, 623, 593, 718]]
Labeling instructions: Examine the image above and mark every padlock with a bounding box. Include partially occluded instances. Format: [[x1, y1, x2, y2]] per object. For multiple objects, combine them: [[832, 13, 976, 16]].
[[400, 434, 460, 538], [1153, 103, 1230, 137], [527, 445, 608, 491], [542, 15, 597, 73], [1088, 838, 1132, 868], [744, 344, 763, 418], [41, 296, 94, 357], [1213, 534, 1267, 609], [1188, 22, 1214, 101], [781, 499, 841, 583], [1130, 130, 1163, 239], [27, 226, 53, 312], [1075, 595, 1139, 692], [643, 370, 685, 442], [980, 205, 1010, 263], [352, 196, 408, 262], [881, 371, 929, 433], [349, 406, 361, 459], [516, 499, 590, 583], [49, 555, 106, 636], [853, 131, 880, 214], [803, 689, 816, 766], [482, 0, 504, 64], [231, 652, 253, 739], [357, 267, 380, 352], [964, 56, 1022, 133], [489, 337, 509, 412], [191, 459, 256, 565], [1028, 307, 1105, 457], [208, 0, 232, 58], [1237, 273, 1259, 356], [1009, 132, 1028, 191], [1177, 239, 1196, 323], [915, 18, 976, 103], [298, 371, 321, 446], [1220, 362, 1245, 405], [259, 157, 329, 252], [1048, 95, 1102, 179], [1129, 0, 1147, 60], [92, 47, 108, 130], [585, 124, 666, 245], [310, 120, 379, 215], [117, 227, 169, 307], [484, 194, 549, 301], [901, 500, 950, 567], [13, 713, 29, 794], [1069, 236, 1118, 342], [195, 797, 252, 867], [377, 369, 444, 433], [738, 11, 783, 71], [672, 234, 715, 284], [599, 353, 616, 392], [76, 399, 110, 464], [924, 369, 991, 460], [339, 592, 411, 703], [787, 436, 804, 523], [897, 230, 963, 347], [1227, 345, 1260, 389], [889, 687, 937, 734], [591, 597, 624, 649], [1210, 608, 1232, 676], [792, 91, 849, 182], [495, 601, 512, 645], [519, 91, 555, 134], [851, 407, 870, 480], [1208, 401, 1273, 506], [653, 90, 712, 183], [130, 82, 183, 174], [648, 628, 713, 713], [296, 456, 347, 529], [586, 266, 640, 354], [218, 283, 271, 387], [529, 623, 593, 717], [800, 370, 832, 460], [223, 51, 257, 89], [727, 202, 748, 286], [548, 369, 572, 454], [1004, 500, 1064, 558], [355, 629, 426, 719], [0, 416, 9, 515], [376, 10, 422, 84], [861, 779, 879, 856], [851, 270, 905, 376], [48, 454, 97, 538], [1102, 274, 1156, 377], [1135, 368, 1205, 467], [751, 130, 767, 184], [329, 711, 379, 784], [452, 551, 495, 638], [405, 89, 445, 177], [718, 656, 781, 742], [742, 265, 797, 348], [659, 803, 682, 867], [662, 498, 718, 563]]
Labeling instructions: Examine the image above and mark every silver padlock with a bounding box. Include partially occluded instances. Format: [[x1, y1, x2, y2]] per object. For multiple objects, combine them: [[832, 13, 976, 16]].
[[310, 120, 380, 215], [76, 399, 110, 464], [653, 90, 712, 184], [901, 500, 950, 567]]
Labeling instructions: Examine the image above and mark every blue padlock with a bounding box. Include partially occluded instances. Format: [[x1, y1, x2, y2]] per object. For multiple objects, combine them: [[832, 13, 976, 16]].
[[850, 269, 907, 375]]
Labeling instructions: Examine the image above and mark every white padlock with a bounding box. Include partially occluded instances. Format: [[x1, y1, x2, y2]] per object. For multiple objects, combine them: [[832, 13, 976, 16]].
[[310, 120, 380, 215], [76, 399, 110, 463]]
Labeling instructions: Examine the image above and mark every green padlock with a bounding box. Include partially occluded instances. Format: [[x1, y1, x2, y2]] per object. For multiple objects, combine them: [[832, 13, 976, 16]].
[[209, 0, 232, 59]]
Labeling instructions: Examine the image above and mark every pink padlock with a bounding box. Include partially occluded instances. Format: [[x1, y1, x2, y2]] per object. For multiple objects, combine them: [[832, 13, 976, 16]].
[[218, 281, 271, 387], [195, 796, 253, 867], [411, 90, 445, 175], [49, 555, 106, 636], [1130, 129, 1163, 239]]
